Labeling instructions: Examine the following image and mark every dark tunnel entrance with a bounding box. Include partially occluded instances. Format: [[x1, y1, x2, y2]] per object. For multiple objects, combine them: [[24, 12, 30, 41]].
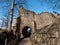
[[22, 26, 31, 38]]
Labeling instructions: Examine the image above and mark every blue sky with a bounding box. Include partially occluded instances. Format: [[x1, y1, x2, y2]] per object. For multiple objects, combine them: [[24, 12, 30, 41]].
[[0, 0, 60, 27], [26, 0, 60, 14]]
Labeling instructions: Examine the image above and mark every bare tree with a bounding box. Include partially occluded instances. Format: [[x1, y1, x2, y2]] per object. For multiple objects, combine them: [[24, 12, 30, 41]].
[[0, 0, 27, 30], [8, 0, 28, 31], [8, 0, 15, 31]]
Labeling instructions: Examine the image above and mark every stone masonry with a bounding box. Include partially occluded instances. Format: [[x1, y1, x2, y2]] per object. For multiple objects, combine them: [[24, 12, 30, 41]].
[[13, 6, 60, 45]]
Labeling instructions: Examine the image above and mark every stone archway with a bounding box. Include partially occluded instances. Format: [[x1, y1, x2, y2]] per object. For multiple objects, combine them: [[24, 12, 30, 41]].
[[22, 26, 32, 38]]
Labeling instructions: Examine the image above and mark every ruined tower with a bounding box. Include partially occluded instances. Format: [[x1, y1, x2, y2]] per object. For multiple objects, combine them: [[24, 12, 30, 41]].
[[13, 6, 60, 45]]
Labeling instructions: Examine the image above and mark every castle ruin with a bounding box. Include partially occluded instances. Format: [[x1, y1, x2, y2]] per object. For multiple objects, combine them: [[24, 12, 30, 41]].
[[13, 6, 60, 45]]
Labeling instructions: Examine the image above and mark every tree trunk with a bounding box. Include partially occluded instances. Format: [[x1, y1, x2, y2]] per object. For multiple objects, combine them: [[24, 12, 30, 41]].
[[8, 0, 14, 31]]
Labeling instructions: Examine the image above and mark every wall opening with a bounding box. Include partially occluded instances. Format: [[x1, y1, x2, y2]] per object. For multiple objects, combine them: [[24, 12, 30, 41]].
[[22, 26, 31, 38]]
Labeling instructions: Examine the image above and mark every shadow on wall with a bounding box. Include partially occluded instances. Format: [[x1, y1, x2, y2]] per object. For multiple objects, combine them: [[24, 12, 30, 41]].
[[16, 17, 20, 38]]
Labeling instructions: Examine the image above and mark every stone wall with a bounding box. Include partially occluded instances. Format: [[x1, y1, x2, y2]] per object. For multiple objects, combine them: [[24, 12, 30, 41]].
[[30, 19, 60, 45], [34, 12, 55, 29], [14, 6, 60, 45], [18, 7, 56, 34]]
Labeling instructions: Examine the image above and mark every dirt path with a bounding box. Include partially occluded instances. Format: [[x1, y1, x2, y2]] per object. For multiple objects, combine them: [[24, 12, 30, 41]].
[[18, 38, 32, 45]]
